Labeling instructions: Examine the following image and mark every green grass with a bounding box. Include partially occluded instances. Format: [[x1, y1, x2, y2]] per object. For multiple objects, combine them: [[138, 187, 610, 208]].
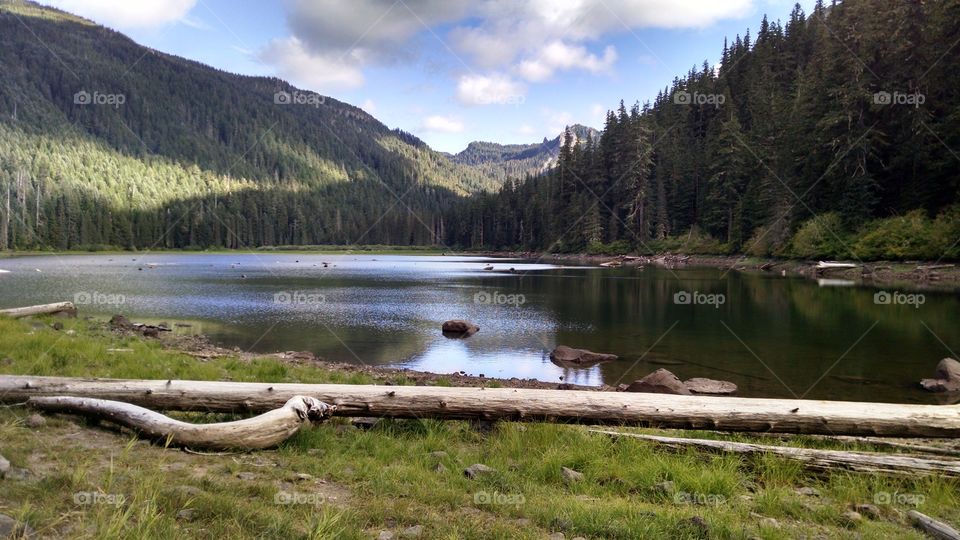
[[0, 316, 957, 539]]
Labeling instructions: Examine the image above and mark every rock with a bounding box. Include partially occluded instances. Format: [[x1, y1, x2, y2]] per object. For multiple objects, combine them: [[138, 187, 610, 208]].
[[428, 451, 448, 459], [174, 485, 202, 497], [653, 480, 675, 493], [549, 345, 618, 366], [625, 369, 691, 395], [51, 322, 64, 331], [286, 351, 316, 361], [176, 509, 196, 521], [142, 326, 160, 338], [0, 455, 8, 478], [548, 533, 565, 540], [687, 516, 709, 534], [759, 517, 780, 529], [293, 473, 312, 482], [560, 467, 584, 482], [109, 314, 131, 329], [920, 358, 960, 392], [464, 463, 497, 479], [684, 377, 738, 395], [514, 518, 532, 527], [236, 472, 257, 481], [841, 510, 862, 524], [795, 487, 820, 497], [24, 414, 46, 428], [0, 514, 34, 539], [432, 463, 447, 473], [5, 467, 35, 481], [400, 525, 424, 538], [351, 417, 380, 430], [377, 531, 395, 540], [441, 320, 479, 338], [853, 504, 881, 519]]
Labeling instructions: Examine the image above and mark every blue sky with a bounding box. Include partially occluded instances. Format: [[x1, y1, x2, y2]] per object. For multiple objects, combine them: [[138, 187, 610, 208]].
[[46, 0, 815, 153]]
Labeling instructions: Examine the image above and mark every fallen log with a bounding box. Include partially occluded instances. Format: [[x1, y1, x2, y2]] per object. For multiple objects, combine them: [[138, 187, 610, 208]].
[[0, 302, 77, 319], [909, 510, 960, 540], [590, 430, 960, 478], [3, 375, 960, 437], [27, 395, 334, 450]]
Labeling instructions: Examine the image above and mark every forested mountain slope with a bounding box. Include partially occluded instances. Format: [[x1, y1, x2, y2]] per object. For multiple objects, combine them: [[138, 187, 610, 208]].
[[451, 124, 600, 182], [0, 0, 494, 249], [445, 0, 960, 259]]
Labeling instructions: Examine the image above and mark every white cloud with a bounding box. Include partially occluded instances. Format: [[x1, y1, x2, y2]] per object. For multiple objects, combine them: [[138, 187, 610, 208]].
[[361, 99, 377, 114], [516, 124, 536, 136], [456, 73, 526, 106], [421, 115, 465, 133], [45, 0, 197, 28], [517, 41, 617, 82], [259, 37, 364, 91]]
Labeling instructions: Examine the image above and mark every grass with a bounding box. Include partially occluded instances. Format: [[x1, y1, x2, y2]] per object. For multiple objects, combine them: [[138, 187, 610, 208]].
[[0, 316, 958, 539]]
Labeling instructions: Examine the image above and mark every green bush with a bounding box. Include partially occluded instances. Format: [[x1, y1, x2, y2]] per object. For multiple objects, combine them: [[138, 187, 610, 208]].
[[852, 209, 939, 260], [786, 213, 849, 259], [586, 240, 632, 255]]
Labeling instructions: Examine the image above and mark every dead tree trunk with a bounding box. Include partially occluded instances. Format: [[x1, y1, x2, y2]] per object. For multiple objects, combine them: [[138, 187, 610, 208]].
[[2, 375, 960, 437], [590, 430, 960, 478], [27, 395, 335, 450], [0, 302, 77, 318]]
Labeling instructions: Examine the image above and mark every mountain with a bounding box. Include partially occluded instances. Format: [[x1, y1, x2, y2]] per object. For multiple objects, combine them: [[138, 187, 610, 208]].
[[0, 0, 496, 249], [451, 124, 600, 181]]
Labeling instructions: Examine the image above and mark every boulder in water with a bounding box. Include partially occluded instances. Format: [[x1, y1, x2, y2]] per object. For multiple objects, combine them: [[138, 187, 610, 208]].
[[920, 358, 960, 393], [624, 369, 691, 395], [549, 345, 618, 366], [441, 320, 479, 338]]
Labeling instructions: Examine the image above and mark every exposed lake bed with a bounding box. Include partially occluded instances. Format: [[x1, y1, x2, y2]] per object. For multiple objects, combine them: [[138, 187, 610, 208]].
[[1, 252, 957, 404]]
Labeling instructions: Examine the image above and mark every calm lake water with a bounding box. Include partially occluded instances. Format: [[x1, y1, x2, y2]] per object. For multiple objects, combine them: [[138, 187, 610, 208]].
[[0, 253, 957, 404]]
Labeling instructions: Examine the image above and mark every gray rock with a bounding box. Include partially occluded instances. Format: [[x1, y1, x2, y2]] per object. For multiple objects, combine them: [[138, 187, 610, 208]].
[[0, 455, 9, 478], [24, 414, 46, 428], [920, 358, 960, 392], [351, 417, 380, 430], [842, 510, 862, 524], [684, 377, 738, 395], [548, 533, 565, 540], [464, 463, 497, 479], [759, 517, 780, 529], [236, 472, 257, 481], [560, 467, 584, 482], [377, 531, 395, 540], [428, 451, 448, 459], [795, 487, 820, 497], [400, 525, 423, 538], [624, 369, 691, 395], [549, 345, 618, 366], [432, 463, 447, 474], [5, 468, 35, 482], [853, 504, 881, 519], [176, 509, 196, 521], [293, 473, 312, 482], [654, 480, 676, 493], [0, 514, 34, 538]]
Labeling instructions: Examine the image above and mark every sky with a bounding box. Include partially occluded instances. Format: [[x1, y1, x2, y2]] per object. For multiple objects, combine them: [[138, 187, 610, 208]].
[[43, 0, 815, 153]]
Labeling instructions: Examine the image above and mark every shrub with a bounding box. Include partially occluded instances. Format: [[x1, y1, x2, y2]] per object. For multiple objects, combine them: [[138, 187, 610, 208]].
[[787, 213, 848, 259], [852, 210, 938, 260]]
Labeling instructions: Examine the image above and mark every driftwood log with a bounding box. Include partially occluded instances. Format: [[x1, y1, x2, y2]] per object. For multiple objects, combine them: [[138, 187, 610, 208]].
[[3, 375, 960, 437], [27, 395, 335, 450], [909, 510, 960, 540], [590, 430, 960, 478], [0, 302, 77, 318]]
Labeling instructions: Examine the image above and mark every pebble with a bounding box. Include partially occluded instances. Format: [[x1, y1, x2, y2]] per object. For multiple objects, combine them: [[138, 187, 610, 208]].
[[464, 463, 497, 479], [0, 514, 34, 538], [561, 467, 584, 482], [400, 525, 423, 538]]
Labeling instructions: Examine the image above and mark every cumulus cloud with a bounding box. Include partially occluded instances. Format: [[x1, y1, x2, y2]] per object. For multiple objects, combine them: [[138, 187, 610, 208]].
[[517, 41, 618, 82], [46, 0, 197, 28], [456, 73, 526, 106], [421, 115, 465, 133], [260, 37, 364, 90], [261, 0, 754, 94], [361, 99, 377, 114]]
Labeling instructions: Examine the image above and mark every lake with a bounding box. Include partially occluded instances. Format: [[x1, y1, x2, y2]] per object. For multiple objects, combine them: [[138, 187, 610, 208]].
[[0, 253, 957, 404]]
